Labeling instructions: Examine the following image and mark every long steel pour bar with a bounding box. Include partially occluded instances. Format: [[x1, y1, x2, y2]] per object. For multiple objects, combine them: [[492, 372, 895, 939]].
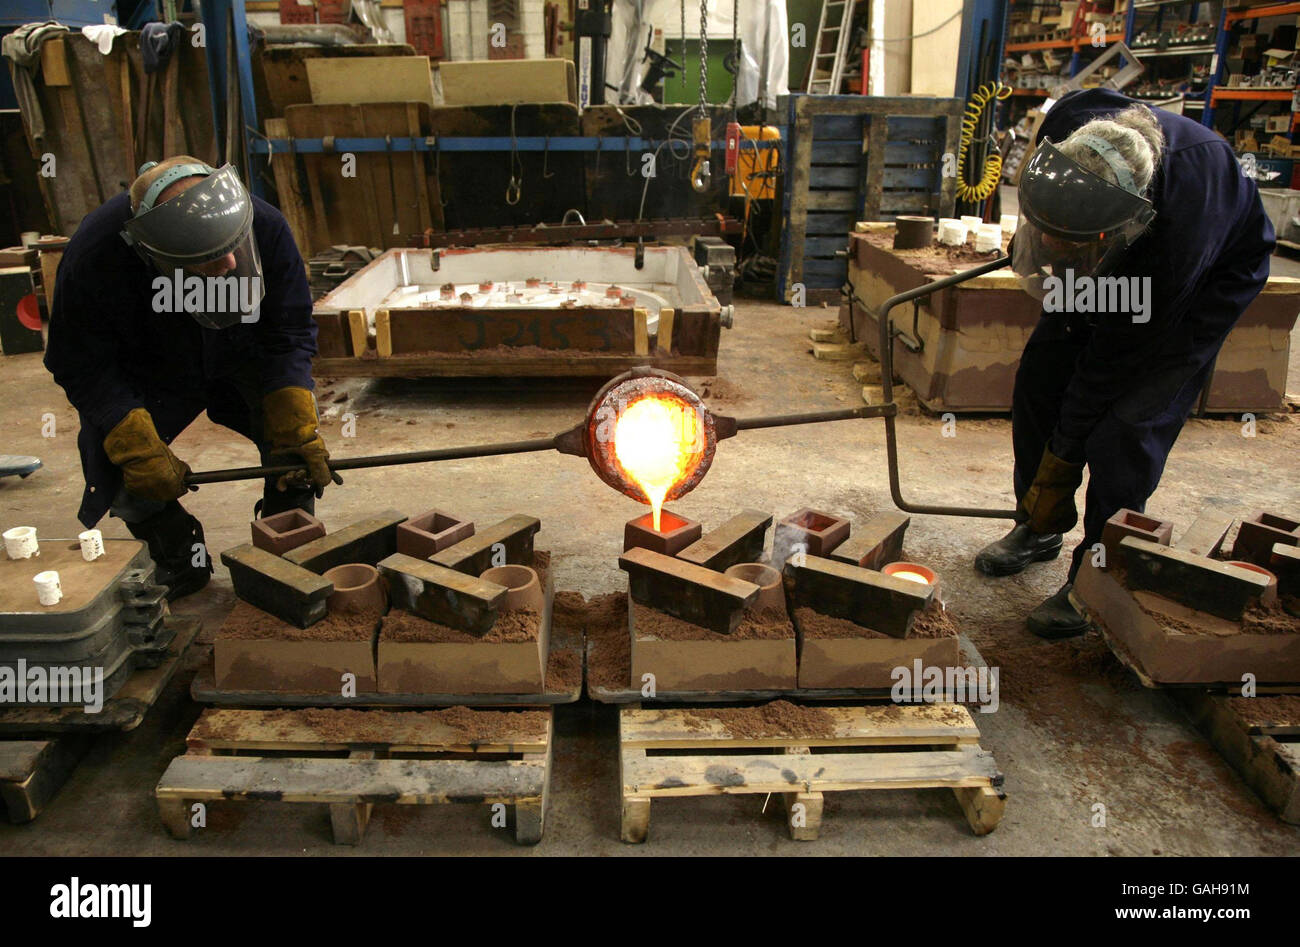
[[183, 407, 892, 486], [875, 252, 1018, 520]]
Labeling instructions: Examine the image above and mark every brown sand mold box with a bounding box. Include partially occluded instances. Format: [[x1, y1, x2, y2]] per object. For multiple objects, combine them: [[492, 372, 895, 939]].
[[793, 605, 961, 690], [479, 564, 544, 614], [723, 562, 785, 614], [323, 563, 387, 614], [395, 509, 475, 559], [249, 509, 326, 556]]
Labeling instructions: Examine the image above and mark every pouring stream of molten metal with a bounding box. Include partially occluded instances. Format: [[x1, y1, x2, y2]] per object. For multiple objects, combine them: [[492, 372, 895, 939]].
[[612, 395, 703, 530]]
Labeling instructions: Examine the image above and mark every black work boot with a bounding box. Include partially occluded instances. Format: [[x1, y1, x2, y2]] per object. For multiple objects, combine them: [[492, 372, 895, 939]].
[[974, 523, 1063, 577], [1027, 583, 1093, 639], [125, 501, 213, 601]]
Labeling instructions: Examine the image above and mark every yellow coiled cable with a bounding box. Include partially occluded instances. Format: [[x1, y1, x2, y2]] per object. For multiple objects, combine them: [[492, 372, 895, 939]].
[[956, 82, 1014, 203]]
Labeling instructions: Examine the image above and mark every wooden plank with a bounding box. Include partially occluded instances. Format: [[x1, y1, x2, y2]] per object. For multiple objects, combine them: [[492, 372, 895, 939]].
[[863, 112, 889, 222], [809, 141, 863, 164], [1119, 536, 1270, 621], [329, 749, 374, 845], [806, 190, 859, 211], [1174, 690, 1300, 823], [622, 747, 999, 797], [375, 308, 393, 357], [347, 308, 368, 357], [634, 308, 649, 356], [656, 308, 675, 355], [156, 755, 546, 806], [187, 708, 550, 754], [41, 36, 72, 86], [809, 166, 859, 189], [620, 703, 979, 749], [265, 117, 313, 257], [306, 56, 436, 108], [781, 745, 823, 840], [405, 101, 438, 232]]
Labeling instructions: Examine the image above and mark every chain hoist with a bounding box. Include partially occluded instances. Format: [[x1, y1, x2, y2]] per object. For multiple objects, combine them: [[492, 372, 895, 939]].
[[689, 0, 712, 191]]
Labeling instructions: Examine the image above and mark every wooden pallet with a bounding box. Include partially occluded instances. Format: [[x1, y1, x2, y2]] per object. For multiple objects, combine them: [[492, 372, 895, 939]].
[[617, 702, 1005, 842], [1172, 692, 1300, 824], [156, 706, 554, 845]]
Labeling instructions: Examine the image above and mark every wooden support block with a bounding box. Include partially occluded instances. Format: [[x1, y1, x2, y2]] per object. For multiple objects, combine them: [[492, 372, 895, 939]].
[[347, 309, 368, 357], [219, 544, 334, 628], [657, 308, 675, 355], [953, 785, 1006, 836], [619, 547, 760, 634], [1119, 536, 1270, 621], [430, 514, 541, 576], [284, 510, 408, 574], [677, 509, 773, 572], [41, 36, 72, 87], [621, 794, 651, 843], [0, 736, 91, 824], [375, 308, 392, 357], [812, 341, 865, 361], [783, 554, 934, 638], [781, 746, 823, 841], [329, 749, 375, 845], [265, 117, 311, 256], [1175, 509, 1234, 559], [634, 308, 649, 355], [377, 552, 507, 634], [157, 795, 194, 840], [828, 511, 910, 570], [808, 325, 847, 343], [514, 745, 550, 845]]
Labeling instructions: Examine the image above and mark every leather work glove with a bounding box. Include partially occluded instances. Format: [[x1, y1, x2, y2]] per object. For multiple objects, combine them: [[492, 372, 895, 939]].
[[262, 386, 342, 497], [103, 407, 192, 502], [1016, 445, 1085, 535]]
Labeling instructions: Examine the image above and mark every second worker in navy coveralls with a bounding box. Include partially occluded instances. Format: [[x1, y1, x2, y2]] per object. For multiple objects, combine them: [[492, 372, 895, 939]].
[[976, 89, 1275, 637]]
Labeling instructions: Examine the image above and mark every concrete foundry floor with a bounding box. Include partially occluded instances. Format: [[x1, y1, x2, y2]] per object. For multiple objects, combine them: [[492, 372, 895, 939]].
[[4, 260, 1300, 858]]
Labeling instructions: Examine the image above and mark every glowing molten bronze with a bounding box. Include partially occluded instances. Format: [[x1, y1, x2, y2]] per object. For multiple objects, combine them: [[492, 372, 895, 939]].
[[578, 369, 717, 525]]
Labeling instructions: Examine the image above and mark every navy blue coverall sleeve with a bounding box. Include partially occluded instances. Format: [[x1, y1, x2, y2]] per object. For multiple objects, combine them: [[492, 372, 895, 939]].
[[250, 210, 317, 395], [45, 256, 146, 434]]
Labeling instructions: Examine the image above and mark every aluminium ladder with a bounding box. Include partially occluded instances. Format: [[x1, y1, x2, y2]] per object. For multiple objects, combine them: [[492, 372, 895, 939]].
[[806, 0, 857, 95]]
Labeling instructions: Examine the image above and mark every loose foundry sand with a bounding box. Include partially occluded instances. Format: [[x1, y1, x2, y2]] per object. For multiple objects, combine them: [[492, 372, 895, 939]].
[[793, 600, 959, 640]]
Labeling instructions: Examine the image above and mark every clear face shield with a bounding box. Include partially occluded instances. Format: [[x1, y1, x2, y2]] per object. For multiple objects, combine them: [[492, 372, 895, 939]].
[[1011, 140, 1155, 302], [123, 164, 265, 329]]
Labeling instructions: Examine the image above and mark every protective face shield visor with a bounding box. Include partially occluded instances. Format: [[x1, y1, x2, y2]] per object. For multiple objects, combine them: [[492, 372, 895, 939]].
[[1012, 139, 1156, 301], [122, 163, 265, 328]]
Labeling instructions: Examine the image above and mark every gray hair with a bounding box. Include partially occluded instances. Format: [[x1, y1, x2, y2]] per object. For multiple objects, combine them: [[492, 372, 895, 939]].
[[1057, 105, 1165, 196]]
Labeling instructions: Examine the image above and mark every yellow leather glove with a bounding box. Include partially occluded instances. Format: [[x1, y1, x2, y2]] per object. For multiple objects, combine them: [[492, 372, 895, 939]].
[[103, 408, 192, 502], [1016, 445, 1085, 535], [262, 386, 340, 497]]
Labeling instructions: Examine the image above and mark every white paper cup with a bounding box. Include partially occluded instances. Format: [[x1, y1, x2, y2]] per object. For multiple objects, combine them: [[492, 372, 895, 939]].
[[1000, 214, 1018, 234], [20, 231, 39, 248], [4, 526, 39, 560], [937, 218, 967, 246], [34, 570, 61, 606], [78, 529, 105, 562], [960, 215, 984, 236], [975, 223, 1003, 253]]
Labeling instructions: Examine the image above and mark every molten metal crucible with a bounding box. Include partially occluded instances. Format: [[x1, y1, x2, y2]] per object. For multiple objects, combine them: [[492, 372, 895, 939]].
[[559, 369, 717, 528]]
